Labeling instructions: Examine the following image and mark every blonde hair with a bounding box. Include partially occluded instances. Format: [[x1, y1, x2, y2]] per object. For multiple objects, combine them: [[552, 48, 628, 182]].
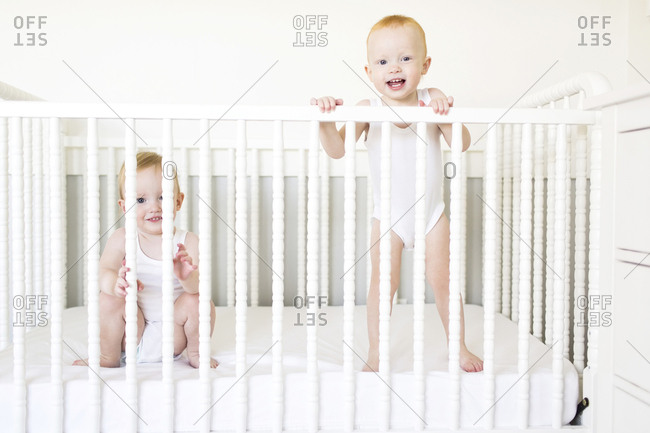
[[367, 15, 427, 56], [118, 151, 180, 200]]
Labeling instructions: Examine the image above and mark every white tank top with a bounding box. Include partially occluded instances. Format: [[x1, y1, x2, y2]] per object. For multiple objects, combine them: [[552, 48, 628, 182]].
[[136, 229, 187, 323], [365, 89, 444, 235]]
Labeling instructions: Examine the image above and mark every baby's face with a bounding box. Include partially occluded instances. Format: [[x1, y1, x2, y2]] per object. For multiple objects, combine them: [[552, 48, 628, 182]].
[[120, 165, 183, 236], [365, 25, 430, 104]]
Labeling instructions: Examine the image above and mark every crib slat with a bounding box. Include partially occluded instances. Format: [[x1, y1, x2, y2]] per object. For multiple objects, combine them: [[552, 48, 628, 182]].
[[412, 122, 427, 430], [533, 121, 545, 339], [320, 151, 330, 304], [106, 145, 118, 240], [366, 171, 373, 297], [86, 118, 101, 432], [271, 120, 285, 433], [161, 118, 175, 432], [251, 148, 260, 307], [517, 123, 533, 429], [235, 119, 249, 433], [493, 124, 502, 313], [23, 119, 33, 303], [501, 124, 513, 318], [42, 121, 51, 317], [378, 121, 392, 431], [573, 120, 587, 373], [545, 103, 557, 345], [482, 123, 498, 429], [306, 120, 320, 432], [11, 117, 27, 433], [227, 147, 236, 307], [123, 118, 139, 432], [198, 118, 213, 433], [448, 123, 463, 430], [179, 145, 189, 231], [511, 124, 522, 321], [297, 142, 307, 300], [342, 121, 357, 432], [587, 123, 602, 372], [552, 123, 567, 428], [0, 118, 8, 351], [48, 117, 65, 432], [33, 119, 44, 304]]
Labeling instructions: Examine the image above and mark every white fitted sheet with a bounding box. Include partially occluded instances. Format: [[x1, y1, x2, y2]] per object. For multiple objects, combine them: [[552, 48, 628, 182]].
[[0, 304, 579, 431]]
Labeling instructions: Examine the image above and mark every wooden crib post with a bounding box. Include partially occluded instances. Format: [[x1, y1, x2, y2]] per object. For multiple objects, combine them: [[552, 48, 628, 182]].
[[198, 118, 213, 433], [123, 118, 140, 432], [378, 121, 392, 431], [227, 147, 236, 307], [161, 118, 176, 432], [511, 124, 522, 322], [552, 121, 568, 428], [573, 96, 588, 374], [271, 120, 285, 433], [545, 102, 557, 345], [517, 123, 533, 429], [493, 124, 502, 313], [297, 143, 307, 300], [0, 117, 7, 352], [533, 120, 546, 339], [86, 117, 101, 433], [342, 121, 357, 432], [33, 119, 44, 304], [106, 144, 118, 240], [448, 122, 463, 430], [306, 120, 320, 433], [250, 148, 259, 307], [412, 122, 427, 430], [501, 124, 513, 318], [320, 149, 330, 304], [235, 119, 249, 433], [23, 119, 33, 303], [482, 123, 498, 429], [11, 117, 27, 433]]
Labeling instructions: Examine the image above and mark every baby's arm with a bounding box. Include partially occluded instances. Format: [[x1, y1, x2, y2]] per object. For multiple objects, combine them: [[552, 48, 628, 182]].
[[422, 88, 471, 151], [174, 231, 199, 294], [310, 97, 370, 159], [99, 228, 143, 297]]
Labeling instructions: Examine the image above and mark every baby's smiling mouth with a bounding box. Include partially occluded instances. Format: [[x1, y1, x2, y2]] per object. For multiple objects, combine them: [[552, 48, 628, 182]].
[[387, 78, 405, 89], [147, 216, 162, 222]]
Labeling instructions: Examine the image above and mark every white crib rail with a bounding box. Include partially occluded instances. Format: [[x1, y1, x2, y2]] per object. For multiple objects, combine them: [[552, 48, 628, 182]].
[[0, 72, 609, 431]]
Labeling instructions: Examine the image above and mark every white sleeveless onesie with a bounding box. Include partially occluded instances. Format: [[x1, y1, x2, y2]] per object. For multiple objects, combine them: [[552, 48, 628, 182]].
[[365, 88, 445, 250], [135, 228, 187, 363]]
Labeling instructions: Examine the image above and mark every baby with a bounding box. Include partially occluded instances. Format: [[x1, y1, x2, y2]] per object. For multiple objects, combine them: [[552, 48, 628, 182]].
[[74, 151, 217, 368], [312, 15, 483, 373]]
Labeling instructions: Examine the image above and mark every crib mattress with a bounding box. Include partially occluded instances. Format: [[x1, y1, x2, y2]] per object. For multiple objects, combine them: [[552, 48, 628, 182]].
[[0, 304, 578, 431]]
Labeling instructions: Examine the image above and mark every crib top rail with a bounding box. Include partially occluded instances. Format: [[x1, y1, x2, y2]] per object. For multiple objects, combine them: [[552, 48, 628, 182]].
[[0, 102, 598, 125]]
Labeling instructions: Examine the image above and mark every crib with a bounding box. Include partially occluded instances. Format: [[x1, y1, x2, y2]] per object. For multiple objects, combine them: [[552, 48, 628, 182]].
[[0, 72, 611, 432]]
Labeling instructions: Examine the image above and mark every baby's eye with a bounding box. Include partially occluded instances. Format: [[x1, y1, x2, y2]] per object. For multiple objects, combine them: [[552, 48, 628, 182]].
[[159, 196, 163, 201], [379, 59, 387, 65], [136, 197, 145, 204], [402, 56, 411, 62]]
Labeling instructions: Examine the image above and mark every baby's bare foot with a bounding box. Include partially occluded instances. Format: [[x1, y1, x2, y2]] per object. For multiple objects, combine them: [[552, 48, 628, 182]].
[[188, 353, 219, 369], [73, 357, 121, 368], [459, 347, 483, 372], [72, 358, 87, 366]]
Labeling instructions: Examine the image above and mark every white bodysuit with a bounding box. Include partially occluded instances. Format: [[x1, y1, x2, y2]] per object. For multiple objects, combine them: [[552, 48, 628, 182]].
[[134, 228, 187, 363], [365, 88, 445, 250]]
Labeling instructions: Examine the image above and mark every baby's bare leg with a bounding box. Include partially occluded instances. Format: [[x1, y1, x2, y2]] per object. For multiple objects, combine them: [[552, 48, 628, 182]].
[[73, 292, 143, 367], [174, 292, 217, 368], [365, 219, 404, 372], [425, 214, 483, 372]]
